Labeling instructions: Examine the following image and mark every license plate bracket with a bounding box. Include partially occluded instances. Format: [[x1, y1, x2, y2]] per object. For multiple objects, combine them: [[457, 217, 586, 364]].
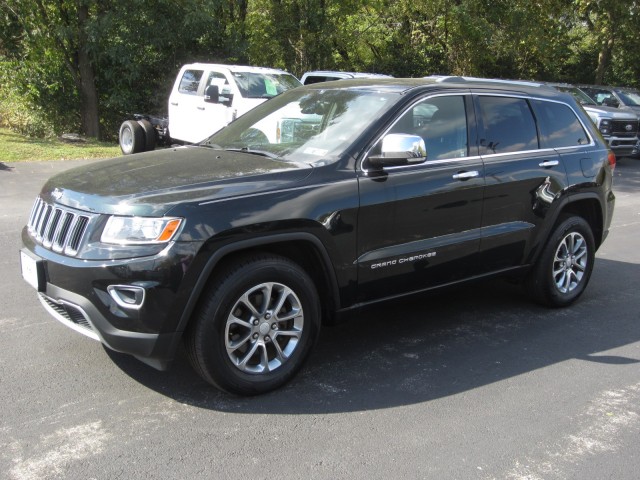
[[20, 250, 45, 292]]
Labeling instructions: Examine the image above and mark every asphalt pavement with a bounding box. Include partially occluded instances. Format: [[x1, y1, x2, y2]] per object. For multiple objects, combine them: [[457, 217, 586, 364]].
[[1, 156, 639, 479]]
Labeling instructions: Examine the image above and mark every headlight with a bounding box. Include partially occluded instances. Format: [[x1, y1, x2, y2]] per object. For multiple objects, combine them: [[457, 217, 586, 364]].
[[599, 119, 611, 135], [101, 216, 183, 245]]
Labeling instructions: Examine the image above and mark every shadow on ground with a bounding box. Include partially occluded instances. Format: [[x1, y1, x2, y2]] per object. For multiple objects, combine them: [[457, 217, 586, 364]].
[[107, 257, 640, 414]]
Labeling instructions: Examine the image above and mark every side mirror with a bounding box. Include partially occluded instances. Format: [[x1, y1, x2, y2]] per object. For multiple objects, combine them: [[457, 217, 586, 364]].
[[368, 134, 427, 169], [603, 97, 619, 108], [204, 84, 219, 104]]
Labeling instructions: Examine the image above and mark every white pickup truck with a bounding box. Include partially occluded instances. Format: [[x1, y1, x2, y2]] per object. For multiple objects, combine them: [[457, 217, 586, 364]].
[[118, 63, 301, 154]]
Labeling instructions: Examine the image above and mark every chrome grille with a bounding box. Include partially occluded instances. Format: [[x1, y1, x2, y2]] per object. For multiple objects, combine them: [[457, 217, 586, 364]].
[[27, 197, 93, 256], [611, 120, 639, 138]]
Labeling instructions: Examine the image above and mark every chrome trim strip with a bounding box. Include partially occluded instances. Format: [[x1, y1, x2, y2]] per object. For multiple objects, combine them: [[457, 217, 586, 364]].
[[363, 155, 483, 174], [107, 285, 146, 310], [38, 294, 100, 341]]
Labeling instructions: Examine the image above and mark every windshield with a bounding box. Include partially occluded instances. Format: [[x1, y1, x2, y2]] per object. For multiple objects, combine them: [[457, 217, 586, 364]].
[[232, 72, 302, 99], [203, 88, 400, 164], [617, 90, 640, 106]]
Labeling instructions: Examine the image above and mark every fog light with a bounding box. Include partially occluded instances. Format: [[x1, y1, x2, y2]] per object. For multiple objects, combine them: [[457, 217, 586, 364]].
[[107, 285, 146, 310]]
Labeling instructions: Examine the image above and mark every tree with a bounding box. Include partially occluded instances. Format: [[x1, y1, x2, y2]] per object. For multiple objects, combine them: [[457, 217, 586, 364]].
[[1, 0, 102, 137]]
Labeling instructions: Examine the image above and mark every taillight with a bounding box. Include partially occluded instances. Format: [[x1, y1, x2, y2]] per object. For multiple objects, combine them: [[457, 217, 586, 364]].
[[607, 150, 616, 171]]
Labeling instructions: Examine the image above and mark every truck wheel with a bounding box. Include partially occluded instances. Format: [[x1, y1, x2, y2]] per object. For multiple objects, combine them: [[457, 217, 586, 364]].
[[119, 120, 145, 155], [185, 254, 321, 395], [526, 215, 595, 307], [137, 119, 156, 152]]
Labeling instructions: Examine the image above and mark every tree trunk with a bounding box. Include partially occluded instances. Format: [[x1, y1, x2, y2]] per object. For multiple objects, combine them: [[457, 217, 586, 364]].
[[77, 4, 101, 139], [595, 36, 614, 85]]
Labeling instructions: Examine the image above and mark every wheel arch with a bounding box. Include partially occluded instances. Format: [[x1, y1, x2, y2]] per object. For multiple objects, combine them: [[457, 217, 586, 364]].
[[555, 194, 604, 249], [176, 233, 341, 335], [526, 193, 605, 268]]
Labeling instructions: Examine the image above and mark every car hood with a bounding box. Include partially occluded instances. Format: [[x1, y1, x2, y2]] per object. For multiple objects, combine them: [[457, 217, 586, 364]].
[[40, 146, 313, 216], [582, 104, 637, 119]]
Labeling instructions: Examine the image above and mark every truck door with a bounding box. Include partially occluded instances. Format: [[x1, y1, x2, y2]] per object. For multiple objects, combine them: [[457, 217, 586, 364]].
[[198, 70, 238, 140], [356, 94, 485, 302], [168, 67, 206, 144]]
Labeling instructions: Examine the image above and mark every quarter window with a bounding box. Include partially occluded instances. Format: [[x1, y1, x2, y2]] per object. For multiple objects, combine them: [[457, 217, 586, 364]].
[[531, 100, 590, 148], [178, 69, 204, 95], [477, 96, 538, 154]]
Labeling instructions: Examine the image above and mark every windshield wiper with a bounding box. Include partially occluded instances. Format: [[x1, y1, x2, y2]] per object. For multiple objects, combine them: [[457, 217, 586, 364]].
[[225, 147, 280, 159]]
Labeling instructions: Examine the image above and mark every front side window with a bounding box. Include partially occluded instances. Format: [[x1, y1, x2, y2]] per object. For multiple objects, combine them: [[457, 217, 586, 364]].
[[532, 100, 590, 148], [387, 95, 469, 161], [477, 96, 538, 154], [178, 69, 204, 95]]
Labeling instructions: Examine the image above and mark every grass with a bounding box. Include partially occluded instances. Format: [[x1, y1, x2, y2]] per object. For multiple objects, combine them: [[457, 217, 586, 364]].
[[0, 128, 121, 162]]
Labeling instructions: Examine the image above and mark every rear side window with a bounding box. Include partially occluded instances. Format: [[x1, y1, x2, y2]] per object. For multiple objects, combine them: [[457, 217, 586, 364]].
[[531, 100, 590, 148], [178, 69, 204, 95], [303, 75, 342, 85], [477, 96, 538, 154]]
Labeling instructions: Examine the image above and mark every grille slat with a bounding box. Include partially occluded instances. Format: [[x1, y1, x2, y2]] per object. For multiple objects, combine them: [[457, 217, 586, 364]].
[[27, 197, 93, 256]]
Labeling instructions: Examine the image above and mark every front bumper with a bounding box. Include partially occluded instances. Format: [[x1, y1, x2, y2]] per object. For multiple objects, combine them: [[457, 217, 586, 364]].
[[606, 137, 639, 157], [21, 228, 202, 369]]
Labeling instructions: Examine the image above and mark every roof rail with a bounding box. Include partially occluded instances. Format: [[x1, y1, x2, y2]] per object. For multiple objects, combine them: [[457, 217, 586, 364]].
[[426, 75, 546, 88]]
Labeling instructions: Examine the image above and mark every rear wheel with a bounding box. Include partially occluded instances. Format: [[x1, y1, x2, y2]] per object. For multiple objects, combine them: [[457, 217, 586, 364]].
[[137, 119, 156, 152], [119, 120, 145, 155], [527, 215, 595, 307], [185, 254, 321, 395]]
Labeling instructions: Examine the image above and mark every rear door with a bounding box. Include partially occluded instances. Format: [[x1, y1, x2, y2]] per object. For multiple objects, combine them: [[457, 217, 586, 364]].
[[474, 94, 569, 272], [356, 93, 486, 302]]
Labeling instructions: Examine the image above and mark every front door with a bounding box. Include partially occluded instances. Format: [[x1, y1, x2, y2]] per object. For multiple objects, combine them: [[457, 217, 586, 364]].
[[356, 94, 486, 302]]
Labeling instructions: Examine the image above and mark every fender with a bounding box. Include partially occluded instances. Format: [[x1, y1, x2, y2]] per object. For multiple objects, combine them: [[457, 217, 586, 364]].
[[174, 232, 341, 335]]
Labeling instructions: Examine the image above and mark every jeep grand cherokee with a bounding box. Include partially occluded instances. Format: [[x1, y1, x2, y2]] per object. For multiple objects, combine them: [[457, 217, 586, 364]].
[[20, 77, 615, 395]]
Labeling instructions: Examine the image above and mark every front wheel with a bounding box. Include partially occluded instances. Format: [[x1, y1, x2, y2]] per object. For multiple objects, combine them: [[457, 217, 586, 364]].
[[185, 254, 321, 395], [526, 216, 596, 307]]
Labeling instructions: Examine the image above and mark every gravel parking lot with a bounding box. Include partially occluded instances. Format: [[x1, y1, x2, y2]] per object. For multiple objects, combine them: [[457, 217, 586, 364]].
[[1, 157, 639, 479]]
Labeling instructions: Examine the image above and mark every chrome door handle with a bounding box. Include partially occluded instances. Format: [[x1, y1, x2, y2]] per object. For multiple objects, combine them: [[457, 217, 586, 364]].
[[197, 106, 205, 111], [452, 171, 480, 180], [539, 160, 559, 167], [170, 102, 178, 106]]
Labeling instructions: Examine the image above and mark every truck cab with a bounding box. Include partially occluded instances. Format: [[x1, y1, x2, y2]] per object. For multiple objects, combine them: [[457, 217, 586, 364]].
[[168, 64, 301, 144]]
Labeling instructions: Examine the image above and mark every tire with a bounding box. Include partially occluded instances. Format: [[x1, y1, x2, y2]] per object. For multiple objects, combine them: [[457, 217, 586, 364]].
[[526, 215, 595, 307], [137, 119, 156, 152], [185, 254, 321, 395], [119, 120, 145, 155]]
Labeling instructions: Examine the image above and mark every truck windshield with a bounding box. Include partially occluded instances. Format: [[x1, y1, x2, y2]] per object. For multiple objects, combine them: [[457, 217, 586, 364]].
[[203, 87, 399, 164], [617, 90, 640, 106], [233, 72, 302, 99]]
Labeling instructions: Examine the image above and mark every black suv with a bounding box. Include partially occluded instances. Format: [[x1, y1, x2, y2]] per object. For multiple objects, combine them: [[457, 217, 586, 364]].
[[20, 77, 616, 395]]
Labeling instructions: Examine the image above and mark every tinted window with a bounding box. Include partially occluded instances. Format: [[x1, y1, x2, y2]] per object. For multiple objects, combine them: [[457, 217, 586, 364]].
[[389, 95, 468, 160], [477, 96, 538, 154], [303, 75, 343, 85], [178, 69, 204, 95], [532, 100, 590, 148]]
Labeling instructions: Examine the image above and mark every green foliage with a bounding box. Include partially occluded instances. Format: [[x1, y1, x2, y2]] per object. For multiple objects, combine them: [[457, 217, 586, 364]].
[[1, 0, 640, 144]]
